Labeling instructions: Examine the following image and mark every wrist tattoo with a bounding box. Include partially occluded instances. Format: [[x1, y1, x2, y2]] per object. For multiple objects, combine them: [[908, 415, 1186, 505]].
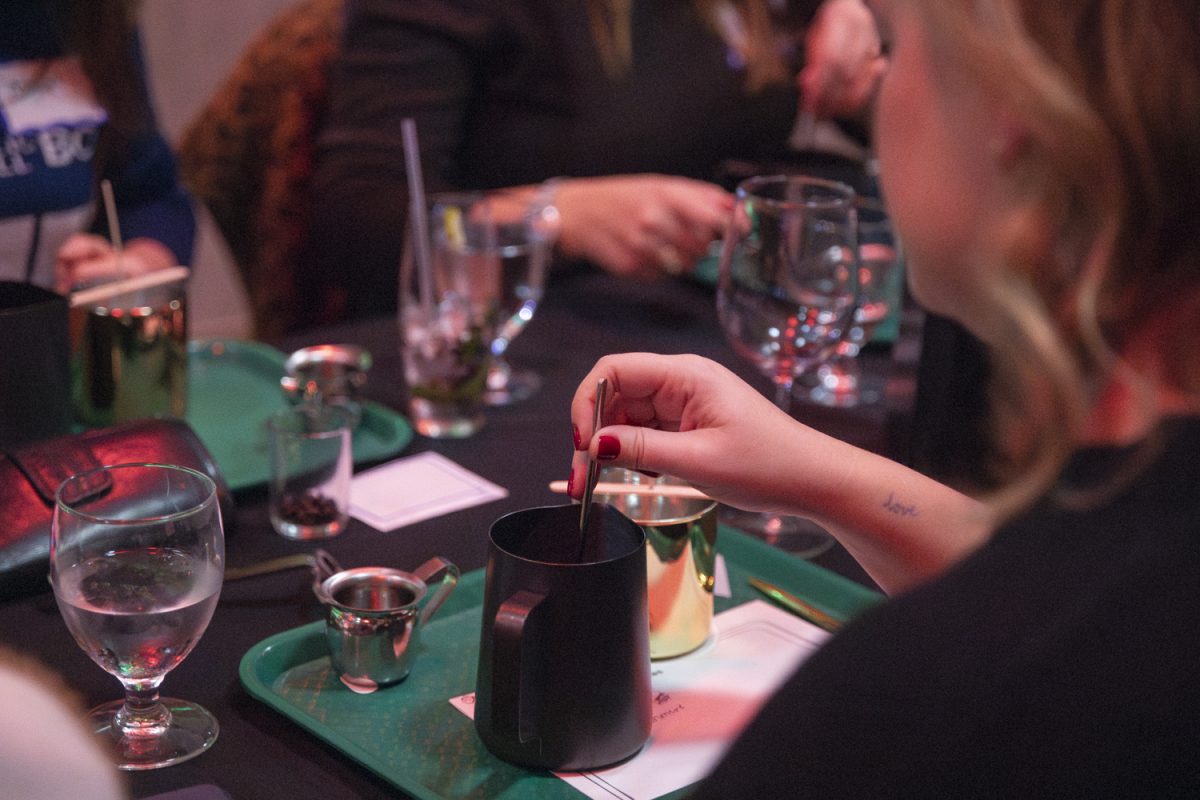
[[882, 491, 919, 517]]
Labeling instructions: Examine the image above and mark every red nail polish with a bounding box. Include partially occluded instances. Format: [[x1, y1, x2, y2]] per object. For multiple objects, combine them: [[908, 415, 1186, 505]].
[[566, 470, 576, 496], [597, 435, 621, 461], [573, 424, 582, 450]]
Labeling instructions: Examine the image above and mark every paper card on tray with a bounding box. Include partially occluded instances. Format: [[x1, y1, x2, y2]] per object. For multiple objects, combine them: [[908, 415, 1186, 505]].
[[450, 599, 830, 800], [350, 451, 508, 531]]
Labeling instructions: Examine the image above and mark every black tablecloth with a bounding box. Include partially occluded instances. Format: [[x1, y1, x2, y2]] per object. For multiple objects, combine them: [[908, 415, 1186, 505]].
[[0, 269, 913, 799]]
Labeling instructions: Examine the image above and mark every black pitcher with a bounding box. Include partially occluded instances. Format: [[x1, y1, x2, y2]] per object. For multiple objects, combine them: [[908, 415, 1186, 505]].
[[475, 503, 652, 771]]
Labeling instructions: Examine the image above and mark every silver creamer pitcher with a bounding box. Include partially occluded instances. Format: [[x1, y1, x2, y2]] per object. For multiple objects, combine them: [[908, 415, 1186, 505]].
[[314, 557, 459, 691]]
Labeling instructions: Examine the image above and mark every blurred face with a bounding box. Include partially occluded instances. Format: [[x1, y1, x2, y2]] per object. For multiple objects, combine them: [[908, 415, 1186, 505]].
[[869, 0, 998, 325]]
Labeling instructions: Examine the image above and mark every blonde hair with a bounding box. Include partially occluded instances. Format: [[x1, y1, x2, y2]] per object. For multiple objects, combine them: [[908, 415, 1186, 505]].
[[909, 0, 1200, 514], [586, 0, 789, 91]]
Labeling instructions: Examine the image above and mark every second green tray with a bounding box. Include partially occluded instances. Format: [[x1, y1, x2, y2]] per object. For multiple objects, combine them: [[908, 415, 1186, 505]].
[[186, 339, 413, 491]]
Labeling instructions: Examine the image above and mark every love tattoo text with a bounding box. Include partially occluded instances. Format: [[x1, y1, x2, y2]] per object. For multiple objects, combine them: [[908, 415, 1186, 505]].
[[882, 492, 919, 517]]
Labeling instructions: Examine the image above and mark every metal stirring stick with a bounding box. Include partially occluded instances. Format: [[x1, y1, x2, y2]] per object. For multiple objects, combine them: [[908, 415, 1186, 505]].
[[577, 377, 609, 550]]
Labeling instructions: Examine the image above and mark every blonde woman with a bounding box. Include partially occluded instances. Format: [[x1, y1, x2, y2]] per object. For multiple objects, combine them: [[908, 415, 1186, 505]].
[[568, 0, 1200, 792], [307, 0, 879, 320]]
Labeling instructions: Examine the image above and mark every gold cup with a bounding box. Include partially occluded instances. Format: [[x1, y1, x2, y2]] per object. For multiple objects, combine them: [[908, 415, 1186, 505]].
[[71, 275, 188, 427], [597, 468, 719, 659]]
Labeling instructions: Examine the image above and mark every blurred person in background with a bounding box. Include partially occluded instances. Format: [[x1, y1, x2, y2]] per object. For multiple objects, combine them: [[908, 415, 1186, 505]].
[[0, 0, 194, 294], [304, 0, 882, 322]]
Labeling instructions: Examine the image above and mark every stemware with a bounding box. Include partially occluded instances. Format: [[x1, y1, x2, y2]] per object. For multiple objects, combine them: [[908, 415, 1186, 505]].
[[716, 174, 859, 557], [469, 191, 552, 406], [805, 197, 905, 407], [50, 463, 224, 770]]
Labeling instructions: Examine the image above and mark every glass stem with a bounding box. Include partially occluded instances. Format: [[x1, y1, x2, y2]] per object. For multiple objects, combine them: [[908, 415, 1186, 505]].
[[487, 354, 513, 388], [773, 376, 793, 412], [116, 681, 171, 735]]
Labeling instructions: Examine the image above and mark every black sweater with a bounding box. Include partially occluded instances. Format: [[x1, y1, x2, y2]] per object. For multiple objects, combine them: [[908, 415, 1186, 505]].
[[692, 417, 1200, 797], [306, 0, 805, 318]]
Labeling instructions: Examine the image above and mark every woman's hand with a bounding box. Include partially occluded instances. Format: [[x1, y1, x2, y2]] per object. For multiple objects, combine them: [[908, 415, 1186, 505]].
[[554, 175, 732, 280], [567, 353, 833, 514], [800, 0, 887, 119], [54, 234, 177, 294], [566, 353, 993, 594]]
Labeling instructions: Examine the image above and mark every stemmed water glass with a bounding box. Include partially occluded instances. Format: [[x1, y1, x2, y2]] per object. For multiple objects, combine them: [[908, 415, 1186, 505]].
[[471, 191, 553, 406], [806, 197, 904, 407], [419, 191, 551, 406], [50, 463, 224, 770], [716, 175, 859, 557]]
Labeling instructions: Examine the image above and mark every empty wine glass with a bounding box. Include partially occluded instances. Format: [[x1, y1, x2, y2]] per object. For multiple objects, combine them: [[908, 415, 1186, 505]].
[[716, 175, 859, 557], [50, 463, 224, 770], [806, 197, 905, 407]]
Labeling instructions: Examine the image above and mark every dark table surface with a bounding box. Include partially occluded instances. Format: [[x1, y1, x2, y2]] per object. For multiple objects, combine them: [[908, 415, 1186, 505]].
[[0, 269, 916, 799]]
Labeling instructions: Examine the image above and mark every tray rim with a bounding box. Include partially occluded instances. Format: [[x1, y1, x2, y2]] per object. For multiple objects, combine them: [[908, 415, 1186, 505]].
[[239, 568, 490, 800], [239, 527, 881, 799], [186, 338, 413, 491]]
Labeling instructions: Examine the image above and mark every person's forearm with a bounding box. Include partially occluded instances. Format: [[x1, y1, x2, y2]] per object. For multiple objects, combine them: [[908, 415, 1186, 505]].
[[774, 425, 992, 594]]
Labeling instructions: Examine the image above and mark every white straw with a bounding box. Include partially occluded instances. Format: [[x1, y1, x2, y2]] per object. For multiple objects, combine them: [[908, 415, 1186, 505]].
[[69, 266, 189, 308], [548, 480, 712, 500], [100, 179, 124, 280], [401, 119, 434, 315]]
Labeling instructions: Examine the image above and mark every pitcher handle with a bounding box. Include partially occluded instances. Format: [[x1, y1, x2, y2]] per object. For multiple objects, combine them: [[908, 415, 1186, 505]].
[[414, 556, 460, 625], [493, 589, 544, 744]]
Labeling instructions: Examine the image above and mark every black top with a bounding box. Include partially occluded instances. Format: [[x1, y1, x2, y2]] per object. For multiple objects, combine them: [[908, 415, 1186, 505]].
[[691, 417, 1200, 797], [306, 0, 803, 319]]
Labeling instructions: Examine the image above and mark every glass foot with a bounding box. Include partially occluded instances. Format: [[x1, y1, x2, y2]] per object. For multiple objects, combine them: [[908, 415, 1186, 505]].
[[407, 397, 485, 438], [270, 512, 347, 541], [88, 697, 219, 771], [801, 362, 882, 408], [720, 507, 835, 559], [484, 363, 542, 406]]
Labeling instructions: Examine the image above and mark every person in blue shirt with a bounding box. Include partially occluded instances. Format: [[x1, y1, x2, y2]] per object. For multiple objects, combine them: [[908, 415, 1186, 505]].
[[0, 0, 194, 293]]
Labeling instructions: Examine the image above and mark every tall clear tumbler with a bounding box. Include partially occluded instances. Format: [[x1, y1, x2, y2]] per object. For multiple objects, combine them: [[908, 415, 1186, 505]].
[[400, 192, 498, 438], [715, 175, 859, 557]]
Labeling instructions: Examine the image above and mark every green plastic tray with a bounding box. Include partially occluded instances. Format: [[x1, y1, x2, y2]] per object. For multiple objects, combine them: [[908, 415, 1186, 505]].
[[186, 339, 413, 491], [239, 527, 882, 800]]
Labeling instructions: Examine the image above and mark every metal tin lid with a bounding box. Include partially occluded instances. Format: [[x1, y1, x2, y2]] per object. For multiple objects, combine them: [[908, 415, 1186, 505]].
[[284, 344, 372, 378], [280, 344, 372, 426]]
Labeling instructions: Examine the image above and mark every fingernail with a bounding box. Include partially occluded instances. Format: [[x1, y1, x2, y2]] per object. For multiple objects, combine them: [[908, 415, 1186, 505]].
[[597, 435, 621, 461], [638, 470, 661, 479], [566, 469, 576, 496], [572, 424, 583, 450]]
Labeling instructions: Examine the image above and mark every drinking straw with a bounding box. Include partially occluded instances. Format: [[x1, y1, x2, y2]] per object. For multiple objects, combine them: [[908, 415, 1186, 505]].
[[69, 266, 190, 309], [401, 119, 434, 316], [100, 179, 124, 281], [548, 480, 711, 500]]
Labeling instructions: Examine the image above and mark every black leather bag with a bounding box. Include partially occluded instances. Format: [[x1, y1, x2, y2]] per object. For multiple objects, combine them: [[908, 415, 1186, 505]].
[[0, 418, 234, 600]]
